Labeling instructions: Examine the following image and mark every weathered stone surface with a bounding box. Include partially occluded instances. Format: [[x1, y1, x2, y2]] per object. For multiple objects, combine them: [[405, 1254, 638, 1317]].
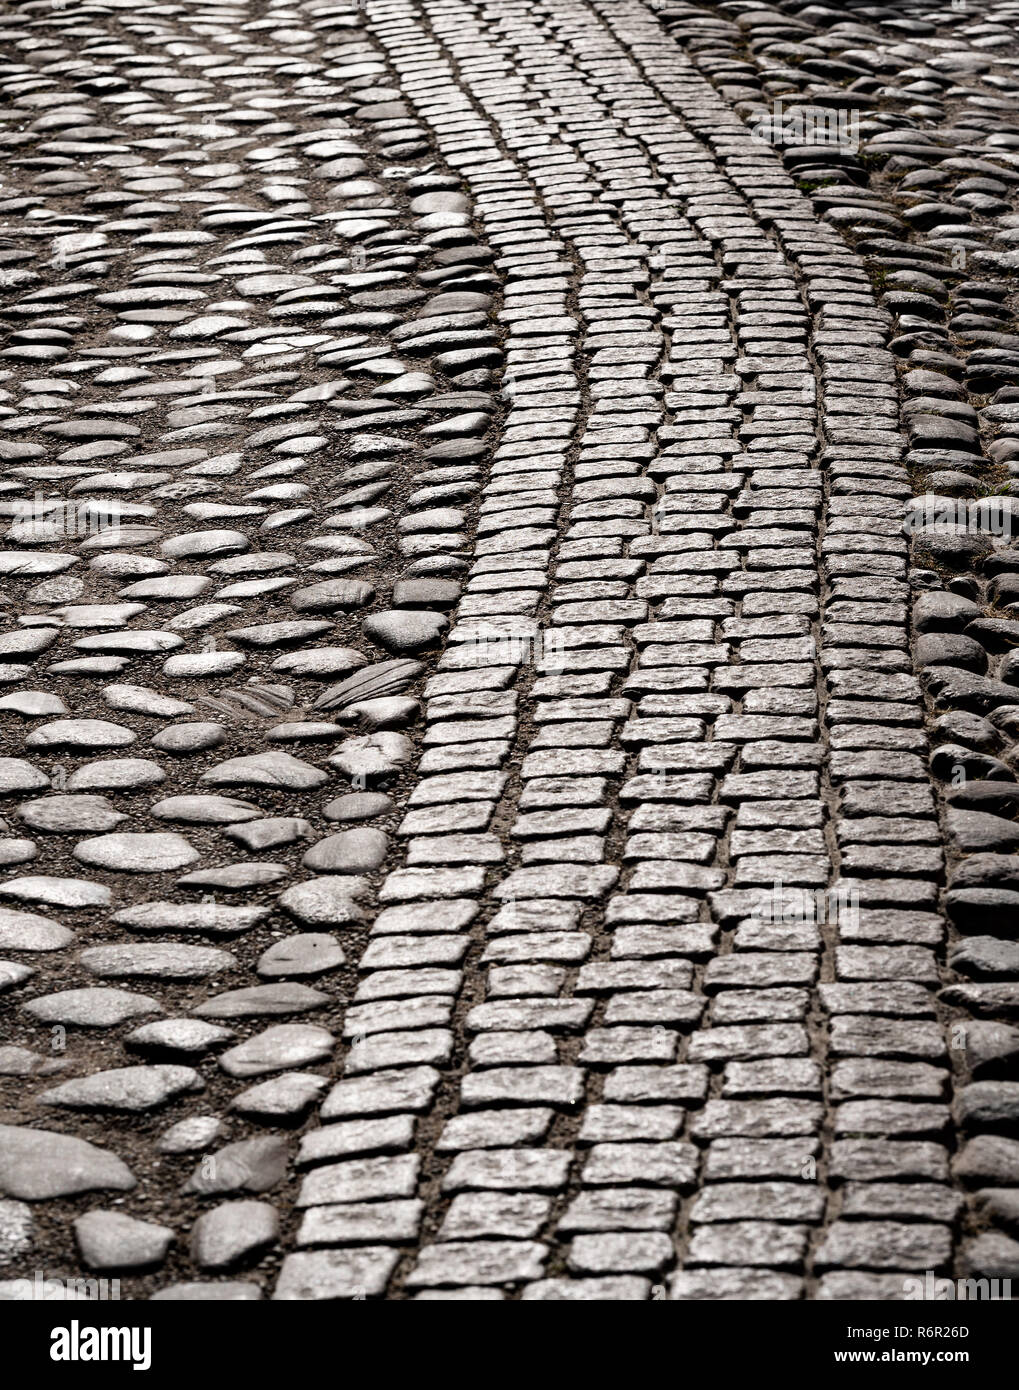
[[74, 1210, 174, 1272], [0, 1126, 135, 1200], [190, 1201, 278, 1271], [73, 833, 199, 873], [182, 1138, 290, 1196], [218, 1024, 334, 1078], [38, 1066, 203, 1112]]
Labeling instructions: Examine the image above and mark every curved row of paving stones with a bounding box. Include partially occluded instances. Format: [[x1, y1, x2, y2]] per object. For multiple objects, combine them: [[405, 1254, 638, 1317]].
[[0, 0, 1017, 1301], [656, 0, 1019, 1285], [278, 0, 1018, 1299]]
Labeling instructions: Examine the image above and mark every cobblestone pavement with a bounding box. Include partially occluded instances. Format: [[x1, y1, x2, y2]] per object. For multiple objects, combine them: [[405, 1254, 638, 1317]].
[[0, 0, 1018, 1302]]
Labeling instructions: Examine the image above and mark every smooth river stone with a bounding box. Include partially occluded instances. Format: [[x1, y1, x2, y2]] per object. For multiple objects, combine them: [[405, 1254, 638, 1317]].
[[151, 795, 262, 824], [0, 907, 74, 952], [302, 828, 389, 873], [26, 720, 136, 750], [323, 792, 395, 822], [329, 732, 413, 780], [190, 1200, 278, 1270], [18, 795, 126, 835], [201, 751, 329, 790], [126, 1020, 235, 1057], [0, 963, 35, 993], [257, 934, 346, 978], [177, 864, 288, 890], [0, 760, 50, 796], [156, 1116, 225, 1155], [151, 723, 227, 755], [0, 1124, 135, 1200], [22, 988, 162, 1028], [0, 692, 68, 718], [277, 877, 370, 926], [111, 902, 269, 934], [231, 1073, 327, 1121], [162, 653, 247, 678], [217, 1024, 335, 1077], [67, 759, 166, 791], [74, 1209, 174, 1272], [363, 608, 448, 653], [0, 876, 111, 909], [80, 945, 236, 979], [272, 647, 367, 678], [38, 1065, 203, 1112], [103, 684, 196, 718], [160, 530, 249, 559], [0, 840, 36, 867], [73, 832, 199, 873], [193, 984, 329, 1020], [180, 1136, 289, 1196]]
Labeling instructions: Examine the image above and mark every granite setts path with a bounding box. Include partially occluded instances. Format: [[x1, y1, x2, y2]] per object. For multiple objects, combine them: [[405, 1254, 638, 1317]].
[[0, 0, 1018, 1302]]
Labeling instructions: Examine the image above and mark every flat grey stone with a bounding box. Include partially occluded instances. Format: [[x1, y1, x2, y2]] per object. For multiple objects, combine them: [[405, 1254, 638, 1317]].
[[232, 1072, 327, 1119], [0, 877, 111, 910], [218, 1024, 334, 1077], [0, 1124, 135, 1200], [177, 864, 288, 891], [226, 620, 332, 649], [272, 647, 367, 679], [66, 759, 166, 792], [278, 877, 370, 926], [151, 795, 261, 825], [0, 1046, 62, 1078], [0, 840, 37, 868], [26, 720, 136, 751], [182, 1137, 290, 1195], [80, 944, 235, 980], [160, 529, 249, 559], [190, 1200, 278, 1270], [194, 984, 329, 1021], [323, 792, 394, 821], [257, 933, 345, 978], [330, 732, 414, 779], [0, 906, 74, 952], [302, 828, 388, 873], [74, 832, 199, 873], [156, 1116, 225, 1154], [22, 988, 161, 1028], [18, 795, 126, 835], [0, 760, 50, 797], [290, 579, 375, 612], [111, 901, 269, 935], [226, 817, 315, 853], [363, 609, 448, 653], [0, 692, 67, 718], [0, 963, 34, 994], [274, 1248, 399, 1300], [126, 1019, 234, 1057], [74, 1209, 174, 1272], [151, 723, 227, 755], [38, 1064, 203, 1112], [201, 752, 329, 791], [103, 684, 195, 718]]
